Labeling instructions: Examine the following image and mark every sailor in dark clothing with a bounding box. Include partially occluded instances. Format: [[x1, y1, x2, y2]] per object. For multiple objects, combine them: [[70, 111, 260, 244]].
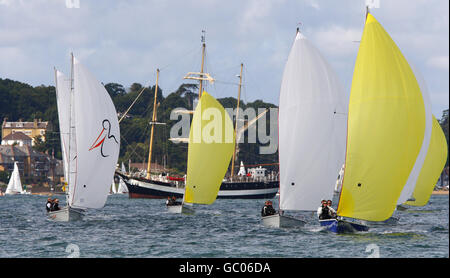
[[46, 198, 53, 212], [171, 196, 182, 206], [166, 196, 181, 206], [261, 200, 276, 217], [317, 200, 333, 220], [51, 199, 61, 211]]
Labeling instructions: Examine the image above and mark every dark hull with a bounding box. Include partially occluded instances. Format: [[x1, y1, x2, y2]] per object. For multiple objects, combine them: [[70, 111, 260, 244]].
[[116, 172, 278, 200]]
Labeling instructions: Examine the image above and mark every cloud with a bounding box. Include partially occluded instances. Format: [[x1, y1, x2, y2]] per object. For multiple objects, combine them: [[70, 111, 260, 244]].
[[427, 56, 449, 71], [0, 0, 447, 112], [311, 25, 361, 57]]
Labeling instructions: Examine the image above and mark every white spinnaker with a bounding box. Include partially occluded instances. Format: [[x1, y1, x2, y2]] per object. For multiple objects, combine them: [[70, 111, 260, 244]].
[[118, 177, 128, 193], [6, 162, 23, 194], [55, 70, 71, 183], [279, 32, 347, 211], [397, 62, 432, 205], [70, 57, 120, 209]]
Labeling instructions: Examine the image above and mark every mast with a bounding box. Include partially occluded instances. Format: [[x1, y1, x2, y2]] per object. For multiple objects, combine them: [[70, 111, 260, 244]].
[[68, 52, 74, 204], [231, 63, 243, 179], [198, 30, 206, 98], [146, 68, 160, 179]]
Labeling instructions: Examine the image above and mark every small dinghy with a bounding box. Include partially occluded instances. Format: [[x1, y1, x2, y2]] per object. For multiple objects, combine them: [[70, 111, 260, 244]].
[[262, 214, 306, 229], [319, 218, 369, 233], [331, 11, 434, 233], [5, 162, 24, 195], [48, 206, 85, 222], [50, 54, 120, 221], [264, 26, 346, 228]]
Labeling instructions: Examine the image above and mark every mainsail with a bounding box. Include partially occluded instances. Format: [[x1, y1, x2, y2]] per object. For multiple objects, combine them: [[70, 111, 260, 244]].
[[337, 13, 425, 221], [184, 91, 235, 205], [279, 32, 347, 211], [69, 57, 120, 209], [6, 162, 23, 194], [55, 70, 71, 183], [405, 116, 448, 206]]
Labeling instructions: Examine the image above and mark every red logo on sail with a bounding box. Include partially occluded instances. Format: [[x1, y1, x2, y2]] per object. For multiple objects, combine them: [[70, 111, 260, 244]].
[[89, 119, 118, 157]]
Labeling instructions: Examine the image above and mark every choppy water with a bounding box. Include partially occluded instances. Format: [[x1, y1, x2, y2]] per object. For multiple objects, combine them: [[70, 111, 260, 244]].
[[0, 194, 448, 258]]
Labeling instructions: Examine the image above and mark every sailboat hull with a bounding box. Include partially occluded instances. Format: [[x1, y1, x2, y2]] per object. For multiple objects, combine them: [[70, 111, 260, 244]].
[[120, 173, 278, 200], [48, 206, 85, 222], [319, 219, 369, 233], [166, 204, 195, 214], [261, 214, 306, 228]]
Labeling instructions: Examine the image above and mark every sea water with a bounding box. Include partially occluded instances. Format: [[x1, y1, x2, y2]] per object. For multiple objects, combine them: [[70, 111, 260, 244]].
[[0, 194, 448, 258]]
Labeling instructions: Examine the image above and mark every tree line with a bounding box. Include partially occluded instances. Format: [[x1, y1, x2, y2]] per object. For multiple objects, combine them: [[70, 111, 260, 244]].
[[0, 78, 279, 177]]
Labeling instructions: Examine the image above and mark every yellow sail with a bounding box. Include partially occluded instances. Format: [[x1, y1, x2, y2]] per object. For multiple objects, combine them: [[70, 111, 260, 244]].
[[405, 116, 448, 206], [184, 91, 235, 204], [337, 13, 425, 221]]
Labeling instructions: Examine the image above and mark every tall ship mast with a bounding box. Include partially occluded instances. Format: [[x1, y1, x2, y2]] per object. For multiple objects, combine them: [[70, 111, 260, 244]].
[[117, 31, 279, 199]]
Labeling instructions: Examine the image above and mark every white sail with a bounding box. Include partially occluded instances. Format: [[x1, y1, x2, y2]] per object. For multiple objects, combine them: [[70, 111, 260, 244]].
[[121, 162, 126, 174], [69, 57, 120, 209], [111, 179, 117, 194], [279, 32, 347, 211], [397, 62, 432, 204], [117, 177, 128, 193], [6, 162, 23, 194], [55, 70, 71, 183]]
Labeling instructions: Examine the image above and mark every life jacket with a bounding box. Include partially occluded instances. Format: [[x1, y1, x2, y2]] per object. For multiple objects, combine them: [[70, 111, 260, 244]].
[[320, 206, 331, 220]]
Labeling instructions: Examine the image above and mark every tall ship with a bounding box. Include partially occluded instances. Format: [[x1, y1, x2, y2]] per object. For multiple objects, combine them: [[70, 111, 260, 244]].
[[116, 33, 279, 199]]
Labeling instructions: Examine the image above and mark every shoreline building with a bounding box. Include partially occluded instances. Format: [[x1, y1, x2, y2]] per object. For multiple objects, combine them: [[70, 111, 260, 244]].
[[1, 118, 50, 146]]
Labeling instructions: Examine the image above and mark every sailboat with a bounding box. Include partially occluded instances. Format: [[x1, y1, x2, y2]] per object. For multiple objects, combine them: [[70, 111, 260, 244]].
[[110, 179, 117, 194], [323, 11, 427, 233], [334, 164, 345, 194], [49, 54, 120, 221], [117, 163, 129, 194], [5, 162, 24, 195], [167, 37, 235, 214], [262, 28, 347, 228], [404, 116, 448, 207]]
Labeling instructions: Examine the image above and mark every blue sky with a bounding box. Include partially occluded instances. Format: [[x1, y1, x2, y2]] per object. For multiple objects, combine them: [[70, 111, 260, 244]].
[[0, 0, 448, 118]]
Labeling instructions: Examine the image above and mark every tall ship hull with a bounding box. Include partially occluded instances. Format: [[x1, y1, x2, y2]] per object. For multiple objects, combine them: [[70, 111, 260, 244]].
[[116, 172, 278, 199]]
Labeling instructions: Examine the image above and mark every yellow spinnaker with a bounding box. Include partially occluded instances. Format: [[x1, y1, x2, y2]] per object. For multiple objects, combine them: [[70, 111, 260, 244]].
[[337, 13, 425, 221], [184, 91, 235, 204], [405, 116, 448, 206]]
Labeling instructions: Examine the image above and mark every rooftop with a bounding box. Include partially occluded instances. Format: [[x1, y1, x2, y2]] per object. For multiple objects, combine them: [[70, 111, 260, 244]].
[[2, 132, 32, 141]]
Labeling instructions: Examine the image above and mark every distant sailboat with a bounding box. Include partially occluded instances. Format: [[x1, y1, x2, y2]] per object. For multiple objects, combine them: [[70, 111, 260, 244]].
[[262, 28, 347, 228], [110, 179, 117, 194], [5, 162, 24, 195], [117, 163, 129, 194], [325, 12, 427, 233], [167, 91, 235, 213], [405, 116, 448, 207], [49, 54, 120, 221], [334, 164, 345, 194], [167, 36, 235, 213]]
